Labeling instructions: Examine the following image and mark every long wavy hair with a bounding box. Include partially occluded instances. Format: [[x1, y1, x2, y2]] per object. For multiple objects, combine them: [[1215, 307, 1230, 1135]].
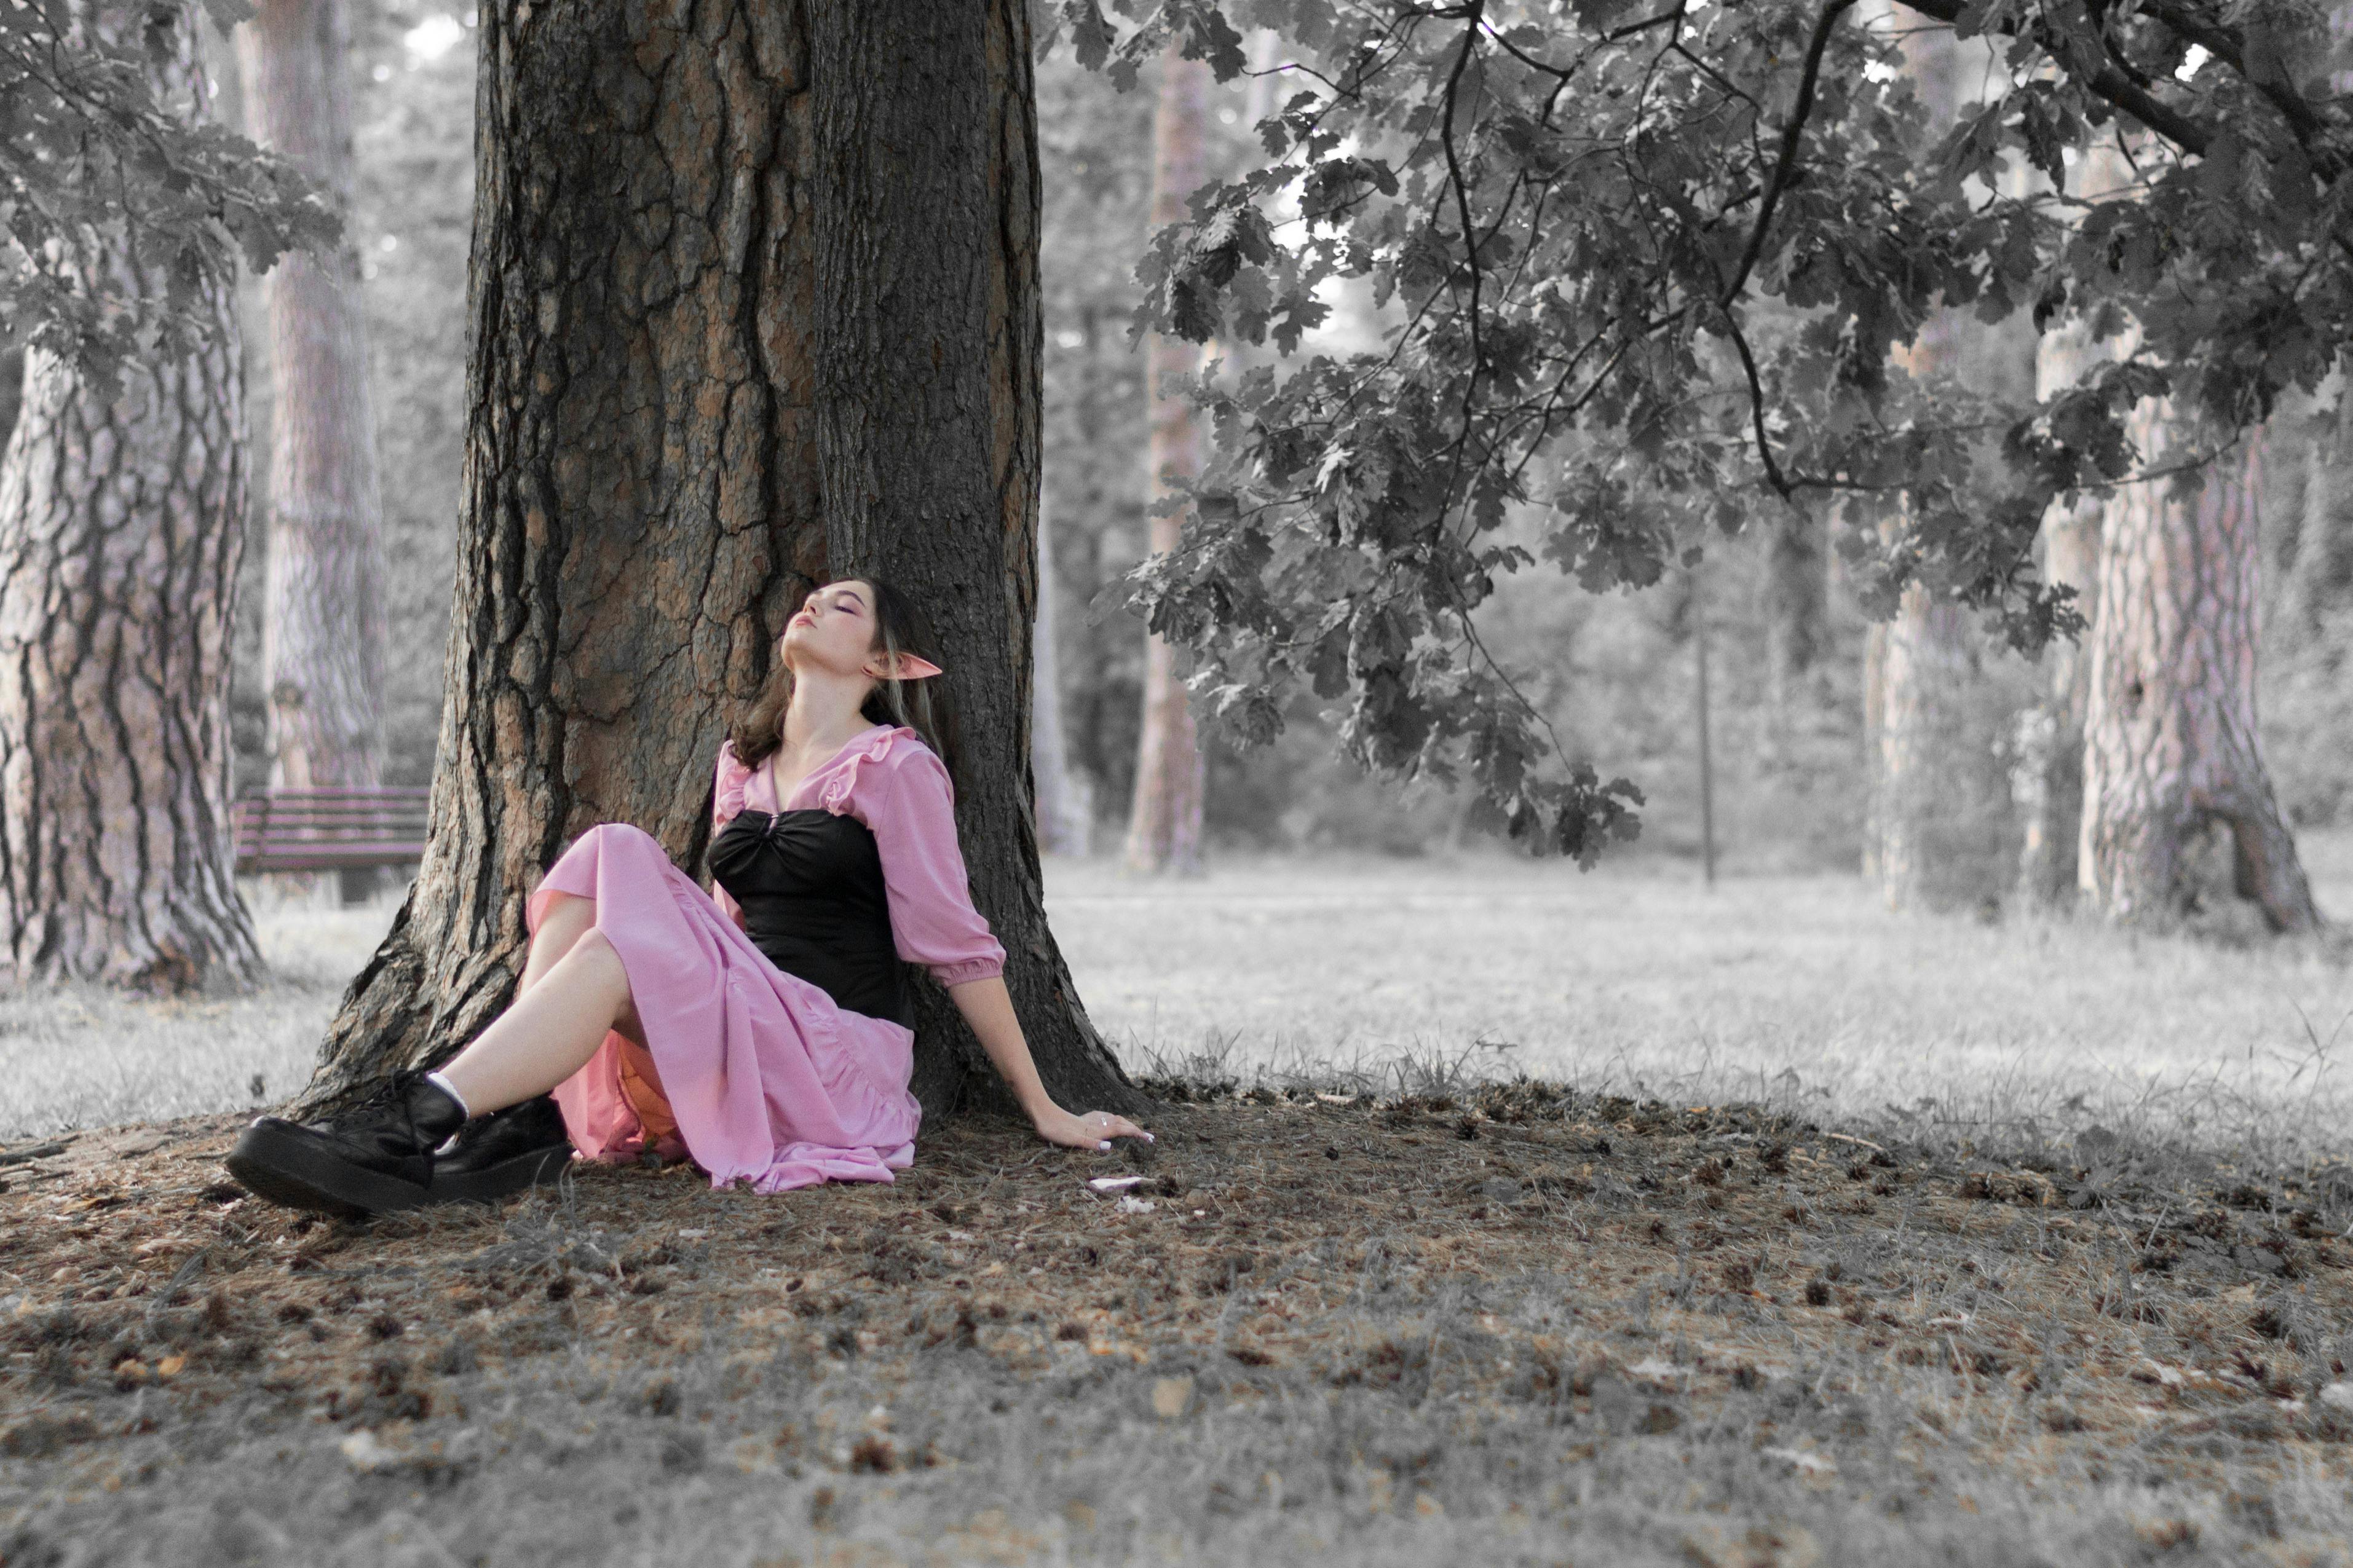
[[727, 575, 960, 782]]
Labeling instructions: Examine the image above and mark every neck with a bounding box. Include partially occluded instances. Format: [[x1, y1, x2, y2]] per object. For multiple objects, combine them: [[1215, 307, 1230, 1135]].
[[780, 664, 879, 755]]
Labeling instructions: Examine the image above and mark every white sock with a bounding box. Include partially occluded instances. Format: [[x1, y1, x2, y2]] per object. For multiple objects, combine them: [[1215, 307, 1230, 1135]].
[[424, 1070, 470, 1120]]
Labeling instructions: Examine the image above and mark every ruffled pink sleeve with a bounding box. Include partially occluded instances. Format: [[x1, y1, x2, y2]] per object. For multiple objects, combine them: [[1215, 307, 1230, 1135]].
[[852, 743, 1006, 988], [709, 741, 754, 932]]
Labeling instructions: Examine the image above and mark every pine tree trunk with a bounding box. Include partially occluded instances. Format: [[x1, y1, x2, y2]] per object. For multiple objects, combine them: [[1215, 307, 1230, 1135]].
[[298, 0, 1141, 1117], [239, 0, 389, 904], [2079, 420, 2323, 931], [0, 0, 261, 991], [1030, 503, 1091, 854], [1123, 45, 1209, 875], [237, 0, 385, 779]]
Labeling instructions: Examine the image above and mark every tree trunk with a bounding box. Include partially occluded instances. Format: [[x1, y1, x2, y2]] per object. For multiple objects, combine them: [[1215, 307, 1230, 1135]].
[[2079, 419, 2323, 931], [1760, 500, 1825, 766], [2285, 377, 2353, 639], [1122, 45, 1209, 875], [1867, 28, 2011, 912], [240, 0, 386, 800], [1872, 580, 2007, 912], [0, 0, 261, 991], [299, 0, 1141, 1117], [239, 0, 390, 904], [1030, 502, 1091, 854], [2014, 322, 2112, 906]]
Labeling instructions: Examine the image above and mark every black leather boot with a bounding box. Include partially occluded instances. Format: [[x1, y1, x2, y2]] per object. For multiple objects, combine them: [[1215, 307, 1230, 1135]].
[[429, 1095, 572, 1203], [224, 1071, 468, 1218]]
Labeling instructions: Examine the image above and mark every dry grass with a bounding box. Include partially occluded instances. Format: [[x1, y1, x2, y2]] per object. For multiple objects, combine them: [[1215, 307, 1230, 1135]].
[[2, 1088, 2351, 1566], [8, 843, 2351, 1167], [1051, 832, 2353, 1170], [0, 884, 396, 1142]]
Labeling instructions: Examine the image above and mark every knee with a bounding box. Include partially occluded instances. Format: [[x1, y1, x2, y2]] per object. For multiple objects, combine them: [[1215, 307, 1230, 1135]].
[[587, 822, 660, 853], [569, 927, 622, 972]]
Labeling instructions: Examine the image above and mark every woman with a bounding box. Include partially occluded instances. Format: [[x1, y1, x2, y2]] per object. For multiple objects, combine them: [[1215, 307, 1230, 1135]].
[[227, 577, 1149, 1218]]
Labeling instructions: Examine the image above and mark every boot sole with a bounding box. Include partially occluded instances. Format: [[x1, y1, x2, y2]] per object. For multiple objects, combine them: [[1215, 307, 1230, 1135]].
[[429, 1144, 573, 1204], [224, 1120, 434, 1218]]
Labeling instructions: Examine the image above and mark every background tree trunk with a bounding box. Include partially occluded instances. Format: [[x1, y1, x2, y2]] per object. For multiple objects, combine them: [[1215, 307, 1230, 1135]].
[[0, 0, 261, 991], [1123, 44, 1209, 875], [2285, 379, 2353, 639], [299, 0, 1140, 1117], [1030, 502, 1091, 854], [1866, 27, 2014, 912], [2079, 419, 2322, 931], [236, 1, 384, 733], [1760, 502, 1825, 767], [239, 0, 390, 905]]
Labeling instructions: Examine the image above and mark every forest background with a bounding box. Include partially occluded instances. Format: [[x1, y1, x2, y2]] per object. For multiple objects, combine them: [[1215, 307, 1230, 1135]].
[[18, 1, 2341, 885]]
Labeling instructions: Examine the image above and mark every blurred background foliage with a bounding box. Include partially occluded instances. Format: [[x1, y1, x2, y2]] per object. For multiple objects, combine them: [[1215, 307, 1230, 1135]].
[[189, 2, 2352, 876]]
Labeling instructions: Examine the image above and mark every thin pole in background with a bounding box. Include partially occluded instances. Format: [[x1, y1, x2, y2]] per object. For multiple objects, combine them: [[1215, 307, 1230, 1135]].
[[1694, 562, 1717, 889]]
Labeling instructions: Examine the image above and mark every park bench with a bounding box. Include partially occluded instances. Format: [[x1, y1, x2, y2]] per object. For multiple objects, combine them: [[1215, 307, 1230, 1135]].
[[233, 786, 430, 899]]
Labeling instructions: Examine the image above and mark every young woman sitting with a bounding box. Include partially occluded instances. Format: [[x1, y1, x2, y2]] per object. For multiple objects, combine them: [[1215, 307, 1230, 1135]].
[[227, 577, 1149, 1216]]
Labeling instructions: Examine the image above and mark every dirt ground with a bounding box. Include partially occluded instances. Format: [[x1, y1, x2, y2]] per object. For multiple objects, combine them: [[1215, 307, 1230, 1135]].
[[4, 1083, 2352, 1566]]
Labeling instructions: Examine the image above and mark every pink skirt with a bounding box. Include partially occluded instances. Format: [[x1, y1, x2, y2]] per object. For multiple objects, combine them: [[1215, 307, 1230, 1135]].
[[532, 823, 923, 1193]]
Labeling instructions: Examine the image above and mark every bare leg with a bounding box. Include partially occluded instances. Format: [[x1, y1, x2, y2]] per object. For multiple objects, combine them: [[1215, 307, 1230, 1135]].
[[437, 926, 646, 1116], [519, 892, 597, 994]]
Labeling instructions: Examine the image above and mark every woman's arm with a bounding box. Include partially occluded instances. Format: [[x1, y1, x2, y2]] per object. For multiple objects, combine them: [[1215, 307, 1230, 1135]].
[[946, 976, 1152, 1151]]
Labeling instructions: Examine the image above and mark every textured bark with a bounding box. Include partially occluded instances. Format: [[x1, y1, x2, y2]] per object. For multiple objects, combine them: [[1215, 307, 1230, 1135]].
[[0, 0, 261, 991], [2079, 420, 2322, 931], [1030, 506, 1091, 854], [301, 0, 1139, 1116], [1123, 45, 1209, 875], [238, 0, 389, 809]]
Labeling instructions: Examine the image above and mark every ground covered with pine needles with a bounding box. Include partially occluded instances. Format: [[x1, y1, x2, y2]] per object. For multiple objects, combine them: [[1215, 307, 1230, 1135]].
[[4, 1078, 2352, 1566]]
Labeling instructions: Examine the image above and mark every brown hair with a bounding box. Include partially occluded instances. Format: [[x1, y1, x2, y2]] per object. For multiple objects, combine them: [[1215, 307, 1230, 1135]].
[[726, 575, 959, 781]]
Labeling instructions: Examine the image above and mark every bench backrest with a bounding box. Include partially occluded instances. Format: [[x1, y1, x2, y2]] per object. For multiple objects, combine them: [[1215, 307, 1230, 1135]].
[[234, 787, 430, 872]]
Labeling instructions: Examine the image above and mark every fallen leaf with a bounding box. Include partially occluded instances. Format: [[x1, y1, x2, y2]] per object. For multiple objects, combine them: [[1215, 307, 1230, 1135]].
[[1150, 1376, 1193, 1418]]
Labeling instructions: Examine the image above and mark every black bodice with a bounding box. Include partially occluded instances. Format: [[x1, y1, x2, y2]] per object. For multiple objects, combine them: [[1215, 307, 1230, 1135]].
[[706, 808, 909, 1027]]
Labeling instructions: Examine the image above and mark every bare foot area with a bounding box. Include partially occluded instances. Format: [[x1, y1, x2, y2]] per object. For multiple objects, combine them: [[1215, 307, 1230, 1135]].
[[3, 1088, 2350, 1564]]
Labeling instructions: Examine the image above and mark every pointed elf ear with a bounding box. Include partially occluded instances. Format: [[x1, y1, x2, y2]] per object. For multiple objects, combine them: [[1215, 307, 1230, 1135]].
[[871, 652, 944, 681]]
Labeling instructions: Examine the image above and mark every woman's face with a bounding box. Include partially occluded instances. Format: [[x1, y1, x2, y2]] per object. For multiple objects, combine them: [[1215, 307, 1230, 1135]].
[[780, 580, 882, 678]]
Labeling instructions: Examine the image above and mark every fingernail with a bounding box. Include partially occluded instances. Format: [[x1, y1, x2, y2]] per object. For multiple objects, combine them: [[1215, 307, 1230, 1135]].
[[1098, 1141, 1112, 1151]]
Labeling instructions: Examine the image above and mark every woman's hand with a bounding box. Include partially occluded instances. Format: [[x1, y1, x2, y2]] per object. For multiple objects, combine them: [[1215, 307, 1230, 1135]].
[[940, 977, 1152, 1152], [1032, 1105, 1153, 1152]]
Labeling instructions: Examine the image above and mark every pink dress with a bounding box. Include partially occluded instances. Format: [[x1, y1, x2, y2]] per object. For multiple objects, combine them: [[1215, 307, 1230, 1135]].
[[532, 724, 1006, 1193]]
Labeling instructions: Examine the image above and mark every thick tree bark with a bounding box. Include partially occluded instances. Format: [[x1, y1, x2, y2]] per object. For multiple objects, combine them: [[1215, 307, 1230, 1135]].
[[300, 0, 1140, 1117], [1123, 45, 1209, 875], [238, 0, 388, 805], [1030, 504, 1091, 854], [2079, 420, 2323, 931], [0, 0, 261, 991]]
